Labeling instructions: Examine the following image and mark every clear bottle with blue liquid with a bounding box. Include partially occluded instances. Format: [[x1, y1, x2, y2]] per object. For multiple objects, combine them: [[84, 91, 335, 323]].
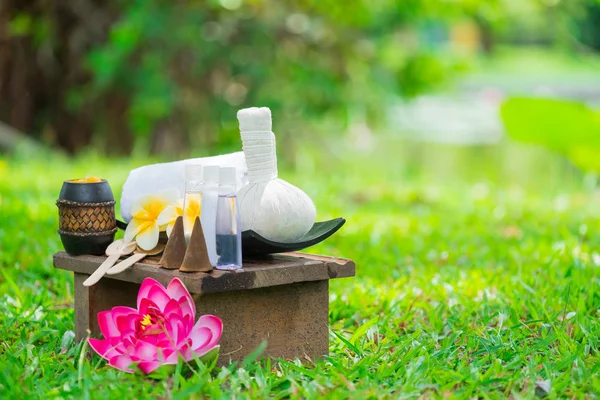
[[215, 167, 242, 270], [201, 165, 220, 266]]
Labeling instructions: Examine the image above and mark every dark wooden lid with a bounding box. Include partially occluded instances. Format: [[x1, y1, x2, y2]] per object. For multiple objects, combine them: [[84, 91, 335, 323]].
[[53, 251, 355, 295]]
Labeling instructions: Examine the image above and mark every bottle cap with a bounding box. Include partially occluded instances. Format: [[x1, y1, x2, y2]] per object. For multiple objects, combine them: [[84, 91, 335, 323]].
[[185, 164, 203, 181], [203, 165, 220, 183], [219, 167, 237, 187]]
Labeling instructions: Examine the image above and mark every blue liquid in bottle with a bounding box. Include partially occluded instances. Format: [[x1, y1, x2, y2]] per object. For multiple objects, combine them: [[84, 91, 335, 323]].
[[216, 234, 240, 266], [215, 168, 242, 270]]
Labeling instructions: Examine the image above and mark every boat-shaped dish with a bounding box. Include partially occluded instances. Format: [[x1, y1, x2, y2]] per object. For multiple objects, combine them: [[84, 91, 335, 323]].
[[242, 218, 346, 255]]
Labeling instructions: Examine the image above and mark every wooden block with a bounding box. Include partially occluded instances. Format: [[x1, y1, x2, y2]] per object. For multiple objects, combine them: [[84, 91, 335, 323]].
[[159, 216, 186, 269], [74, 273, 91, 337], [180, 217, 212, 273], [54, 252, 355, 294], [74, 272, 137, 340], [199, 280, 329, 364], [56, 250, 355, 364], [73, 274, 328, 365]]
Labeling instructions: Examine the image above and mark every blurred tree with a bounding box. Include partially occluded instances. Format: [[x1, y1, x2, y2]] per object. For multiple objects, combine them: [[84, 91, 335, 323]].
[[579, 0, 600, 51], [0, 0, 598, 156], [0, 0, 117, 153], [490, 0, 600, 50]]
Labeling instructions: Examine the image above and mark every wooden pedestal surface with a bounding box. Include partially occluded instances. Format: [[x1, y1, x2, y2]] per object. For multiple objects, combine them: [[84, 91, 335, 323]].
[[54, 252, 355, 364]]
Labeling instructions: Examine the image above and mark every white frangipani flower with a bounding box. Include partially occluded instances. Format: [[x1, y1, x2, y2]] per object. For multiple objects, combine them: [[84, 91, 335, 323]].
[[124, 190, 180, 250]]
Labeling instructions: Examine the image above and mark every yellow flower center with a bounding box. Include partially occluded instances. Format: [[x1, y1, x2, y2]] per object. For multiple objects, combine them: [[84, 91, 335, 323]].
[[184, 194, 202, 219], [140, 314, 152, 330]]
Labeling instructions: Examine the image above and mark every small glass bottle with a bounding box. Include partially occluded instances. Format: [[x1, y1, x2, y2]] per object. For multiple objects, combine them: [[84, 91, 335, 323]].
[[215, 167, 242, 270], [201, 165, 220, 266], [183, 164, 203, 243]]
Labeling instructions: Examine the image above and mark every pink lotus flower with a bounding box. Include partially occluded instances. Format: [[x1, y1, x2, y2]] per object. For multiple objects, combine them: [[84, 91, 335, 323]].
[[88, 277, 222, 374]]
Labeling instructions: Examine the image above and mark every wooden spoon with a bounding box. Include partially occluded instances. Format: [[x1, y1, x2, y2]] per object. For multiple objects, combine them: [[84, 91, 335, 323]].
[[83, 239, 137, 287], [106, 243, 165, 275]]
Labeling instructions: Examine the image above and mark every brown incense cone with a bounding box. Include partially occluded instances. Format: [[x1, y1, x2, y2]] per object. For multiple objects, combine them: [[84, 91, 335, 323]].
[[179, 217, 212, 272], [158, 216, 186, 269]]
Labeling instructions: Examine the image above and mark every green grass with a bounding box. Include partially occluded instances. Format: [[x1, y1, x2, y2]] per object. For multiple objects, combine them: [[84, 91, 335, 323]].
[[1, 139, 600, 398]]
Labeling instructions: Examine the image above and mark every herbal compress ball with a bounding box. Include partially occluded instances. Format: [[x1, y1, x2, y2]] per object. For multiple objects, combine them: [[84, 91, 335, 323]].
[[237, 107, 316, 243]]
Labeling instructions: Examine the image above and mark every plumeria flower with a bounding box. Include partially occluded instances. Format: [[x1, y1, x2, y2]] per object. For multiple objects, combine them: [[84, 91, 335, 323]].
[[88, 277, 223, 374], [157, 199, 184, 237], [157, 194, 202, 237], [125, 190, 180, 250]]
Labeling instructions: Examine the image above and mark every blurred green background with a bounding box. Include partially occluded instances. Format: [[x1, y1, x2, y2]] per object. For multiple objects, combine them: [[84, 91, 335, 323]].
[[1, 0, 600, 160]]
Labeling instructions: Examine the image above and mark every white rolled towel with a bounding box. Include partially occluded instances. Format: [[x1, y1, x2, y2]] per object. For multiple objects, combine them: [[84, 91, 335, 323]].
[[120, 152, 248, 222]]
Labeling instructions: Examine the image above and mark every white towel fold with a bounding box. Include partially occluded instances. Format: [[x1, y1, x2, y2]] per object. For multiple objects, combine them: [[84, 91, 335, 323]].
[[120, 152, 248, 222]]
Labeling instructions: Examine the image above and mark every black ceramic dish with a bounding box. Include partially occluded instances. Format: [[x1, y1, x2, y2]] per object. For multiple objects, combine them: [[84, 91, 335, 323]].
[[241, 218, 346, 255], [116, 218, 346, 256]]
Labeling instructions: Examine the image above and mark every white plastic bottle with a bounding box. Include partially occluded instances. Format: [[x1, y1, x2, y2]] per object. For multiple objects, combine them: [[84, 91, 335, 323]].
[[215, 166, 242, 270], [183, 165, 203, 243], [201, 165, 220, 266]]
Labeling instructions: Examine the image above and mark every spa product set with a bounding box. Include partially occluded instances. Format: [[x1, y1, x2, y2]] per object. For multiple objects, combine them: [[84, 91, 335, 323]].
[[57, 107, 343, 285], [181, 163, 242, 270]]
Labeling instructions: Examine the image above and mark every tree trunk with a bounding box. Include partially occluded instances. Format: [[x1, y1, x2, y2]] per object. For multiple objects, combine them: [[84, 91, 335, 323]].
[[0, 0, 123, 155]]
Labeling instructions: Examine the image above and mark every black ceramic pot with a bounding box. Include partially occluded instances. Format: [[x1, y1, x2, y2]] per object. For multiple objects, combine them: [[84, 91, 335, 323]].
[[57, 179, 117, 255]]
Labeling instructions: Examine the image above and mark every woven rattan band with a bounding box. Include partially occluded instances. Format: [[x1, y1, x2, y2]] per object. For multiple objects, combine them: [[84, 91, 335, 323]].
[[56, 200, 116, 207], [56, 199, 117, 237], [57, 228, 118, 237]]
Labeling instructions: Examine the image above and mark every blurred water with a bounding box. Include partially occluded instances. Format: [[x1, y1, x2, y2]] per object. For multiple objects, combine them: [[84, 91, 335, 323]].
[[389, 80, 600, 145], [390, 93, 504, 145]]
